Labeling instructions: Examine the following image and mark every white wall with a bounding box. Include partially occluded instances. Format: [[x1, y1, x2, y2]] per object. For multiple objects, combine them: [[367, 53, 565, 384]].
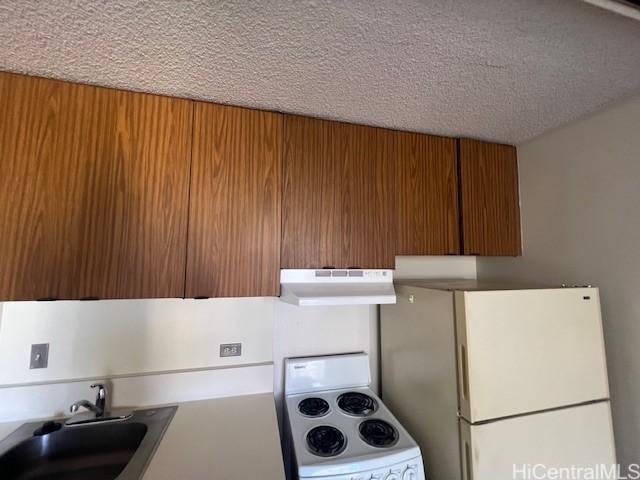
[[273, 303, 375, 396], [477, 93, 640, 469], [0, 298, 274, 385], [395, 256, 477, 280], [0, 298, 378, 397]]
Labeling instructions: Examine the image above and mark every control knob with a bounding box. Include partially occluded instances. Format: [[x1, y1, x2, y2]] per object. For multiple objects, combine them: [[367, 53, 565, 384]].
[[402, 466, 418, 480]]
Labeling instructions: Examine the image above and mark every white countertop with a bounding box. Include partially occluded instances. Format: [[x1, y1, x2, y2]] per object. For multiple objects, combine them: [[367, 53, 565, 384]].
[[0, 418, 21, 442], [0, 393, 285, 480], [143, 393, 285, 480]]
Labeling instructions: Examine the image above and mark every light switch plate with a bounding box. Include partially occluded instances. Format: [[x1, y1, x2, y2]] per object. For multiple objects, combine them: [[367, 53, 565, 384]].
[[30, 343, 49, 369], [220, 343, 242, 357]]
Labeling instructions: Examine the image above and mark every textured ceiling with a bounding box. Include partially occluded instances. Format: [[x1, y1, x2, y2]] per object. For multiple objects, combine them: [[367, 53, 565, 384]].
[[1, 0, 639, 144]]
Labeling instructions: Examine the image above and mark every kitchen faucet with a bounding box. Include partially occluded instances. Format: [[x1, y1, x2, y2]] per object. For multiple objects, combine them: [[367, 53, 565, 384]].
[[69, 383, 107, 417], [66, 382, 132, 425]]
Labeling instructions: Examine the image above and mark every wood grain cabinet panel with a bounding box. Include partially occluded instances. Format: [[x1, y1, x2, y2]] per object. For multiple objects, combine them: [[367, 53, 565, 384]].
[[335, 123, 396, 268], [281, 115, 341, 269], [0, 72, 524, 301], [393, 132, 459, 255], [0, 72, 192, 300], [282, 116, 396, 269], [0, 73, 89, 300], [186, 103, 282, 298], [459, 138, 522, 256], [76, 89, 193, 299]]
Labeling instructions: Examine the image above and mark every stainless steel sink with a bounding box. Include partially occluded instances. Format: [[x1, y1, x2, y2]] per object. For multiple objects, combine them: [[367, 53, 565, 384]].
[[0, 406, 176, 480]]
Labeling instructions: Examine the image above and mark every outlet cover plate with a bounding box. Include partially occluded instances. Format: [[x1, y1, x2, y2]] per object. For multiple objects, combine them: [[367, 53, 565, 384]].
[[30, 343, 49, 369], [220, 343, 242, 357]]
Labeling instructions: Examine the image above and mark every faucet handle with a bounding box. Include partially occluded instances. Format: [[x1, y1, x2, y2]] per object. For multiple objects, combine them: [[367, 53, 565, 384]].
[[90, 383, 107, 414], [90, 383, 106, 397]]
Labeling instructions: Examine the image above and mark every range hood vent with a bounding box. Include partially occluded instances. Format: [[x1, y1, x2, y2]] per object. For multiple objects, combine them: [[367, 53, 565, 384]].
[[280, 269, 396, 306]]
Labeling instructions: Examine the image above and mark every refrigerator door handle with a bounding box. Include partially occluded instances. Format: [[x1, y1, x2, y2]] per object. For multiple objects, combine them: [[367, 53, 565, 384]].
[[459, 343, 469, 401], [463, 440, 473, 480]]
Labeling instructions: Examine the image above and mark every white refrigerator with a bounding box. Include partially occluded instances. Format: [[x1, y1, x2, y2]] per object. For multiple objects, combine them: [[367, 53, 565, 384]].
[[381, 280, 616, 480]]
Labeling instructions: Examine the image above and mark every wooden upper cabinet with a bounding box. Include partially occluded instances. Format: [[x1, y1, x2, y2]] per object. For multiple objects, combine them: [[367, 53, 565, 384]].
[[334, 122, 396, 268], [0, 72, 523, 301], [186, 103, 282, 298], [393, 131, 459, 255], [0, 72, 192, 300], [282, 115, 395, 269], [77, 89, 192, 299], [459, 138, 522, 256], [281, 116, 341, 269]]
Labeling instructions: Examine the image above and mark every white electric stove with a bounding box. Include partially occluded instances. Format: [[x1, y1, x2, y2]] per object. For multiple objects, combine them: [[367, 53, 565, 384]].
[[284, 353, 425, 480]]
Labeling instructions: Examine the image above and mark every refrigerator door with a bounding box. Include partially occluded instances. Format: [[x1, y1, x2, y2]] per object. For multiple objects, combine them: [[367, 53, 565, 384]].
[[456, 287, 610, 423], [460, 401, 616, 480]]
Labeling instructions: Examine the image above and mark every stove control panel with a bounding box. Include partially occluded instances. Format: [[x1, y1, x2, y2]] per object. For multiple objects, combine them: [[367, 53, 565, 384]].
[[340, 458, 424, 480]]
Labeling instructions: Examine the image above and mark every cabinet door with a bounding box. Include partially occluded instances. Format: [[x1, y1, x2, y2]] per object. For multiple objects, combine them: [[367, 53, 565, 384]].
[[336, 123, 395, 268], [459, 138, 521, 256], [186, 103, 282, 298], [77, 89, 193, 299], [282, 116, 395, 269], [0, 72, 192, 300], [393, 132, 459, 255], [281, 115, 341, 269]]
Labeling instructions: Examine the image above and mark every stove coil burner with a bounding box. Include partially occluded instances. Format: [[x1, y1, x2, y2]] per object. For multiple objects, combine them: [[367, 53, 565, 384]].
[[306, 425, 347, 457], [298, 397, 330, 417], [359, 419, 399, 448], [337, 392, 377, 416]]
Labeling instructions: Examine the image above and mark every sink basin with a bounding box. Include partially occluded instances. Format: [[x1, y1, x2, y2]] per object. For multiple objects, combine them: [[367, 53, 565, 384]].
[[0, 406, 176, 480]]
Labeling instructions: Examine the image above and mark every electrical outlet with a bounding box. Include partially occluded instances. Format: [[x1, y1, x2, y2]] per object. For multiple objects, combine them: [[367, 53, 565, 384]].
[[220, 343, 242, 357], [30, 343, 49, 369]]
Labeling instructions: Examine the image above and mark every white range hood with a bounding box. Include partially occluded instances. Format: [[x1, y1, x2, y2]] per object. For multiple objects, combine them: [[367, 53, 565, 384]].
[[280, 269, 396, 306]]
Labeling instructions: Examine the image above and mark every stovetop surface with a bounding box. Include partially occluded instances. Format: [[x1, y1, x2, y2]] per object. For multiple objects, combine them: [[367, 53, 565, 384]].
[[285, 386, 421, 477]]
